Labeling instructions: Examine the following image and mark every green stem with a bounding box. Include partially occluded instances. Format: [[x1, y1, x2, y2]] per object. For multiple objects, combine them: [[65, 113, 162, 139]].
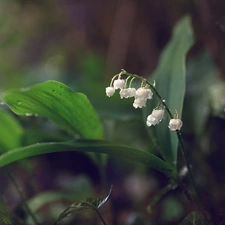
[[120, 70, 210, 224], [176, 132, 210, 224]]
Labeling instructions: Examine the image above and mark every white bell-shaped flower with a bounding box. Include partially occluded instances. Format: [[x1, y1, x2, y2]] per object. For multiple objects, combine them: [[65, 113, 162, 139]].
[[151, 109, 164, 121], [133, 98, 147, 108], [119, 89, 129, 98], [120, 88, 136, 99], [168, 119, 183, 131], [135, 88, 153, 100], [146, 115, 158, 126], [106, 87, 115, 97], [113, 79, 125, 90], [127, 88, 136, 97], [146, 109, 164, 126]]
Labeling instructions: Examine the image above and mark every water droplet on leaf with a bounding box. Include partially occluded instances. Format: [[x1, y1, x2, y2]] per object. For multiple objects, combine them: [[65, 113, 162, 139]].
[[25, 113, 33, 116]]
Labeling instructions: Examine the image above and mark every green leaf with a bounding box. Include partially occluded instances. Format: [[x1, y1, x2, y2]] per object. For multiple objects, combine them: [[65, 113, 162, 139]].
[[0, 109, 23, 152], [0, 140, 173, 176], [179, 211, 204, 225], [55, 186, 112, 224], [144, 15, 194, 165], [2, 81, 103, 139]]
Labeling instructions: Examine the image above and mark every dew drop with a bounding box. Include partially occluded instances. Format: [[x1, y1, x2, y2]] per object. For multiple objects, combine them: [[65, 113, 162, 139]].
[[17, 100, 22, 105], [25, 113, 33, 116]]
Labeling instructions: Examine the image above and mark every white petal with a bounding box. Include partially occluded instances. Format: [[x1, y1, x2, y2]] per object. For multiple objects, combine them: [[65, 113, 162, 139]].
[[133, 98, 147, 108], [168, 119, 183, 131], [106, 87, 115, 97], [127, 88, 136, 97], [151, 109, 164, 121], [113, 79, 125, 90], [119, 89, 130, 98], [146, 115, 158, 126], [135, 88, 153, 100]]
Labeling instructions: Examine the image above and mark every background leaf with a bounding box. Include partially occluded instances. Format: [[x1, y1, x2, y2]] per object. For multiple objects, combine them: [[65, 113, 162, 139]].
[[55, 186, 112, 224], [0, 109, 23, 152], [0, 194, 16, 225], [0, 140, 173, 176], [179, 211, 204, 225], [2, 81, 103, 139], [144, 15, 194, 165]]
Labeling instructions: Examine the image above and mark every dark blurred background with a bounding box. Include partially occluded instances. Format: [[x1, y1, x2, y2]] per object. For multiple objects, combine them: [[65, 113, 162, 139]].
[[2, 1, 225, 225], [1, 0, 225, 89]]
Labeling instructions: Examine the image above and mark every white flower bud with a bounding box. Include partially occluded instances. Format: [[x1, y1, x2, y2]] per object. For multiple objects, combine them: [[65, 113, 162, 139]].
[[113, 79, 125, 90], [106, 87, 115, 97], [168, 119, 183, 131]]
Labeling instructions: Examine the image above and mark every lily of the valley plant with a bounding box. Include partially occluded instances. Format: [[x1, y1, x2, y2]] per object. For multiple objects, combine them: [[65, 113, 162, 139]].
[[106, 69, 183, 131]]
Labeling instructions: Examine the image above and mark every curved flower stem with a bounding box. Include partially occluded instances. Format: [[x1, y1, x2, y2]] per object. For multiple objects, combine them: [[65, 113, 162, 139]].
[[119, 69, 210, 224], [120, 69, 173, 118]]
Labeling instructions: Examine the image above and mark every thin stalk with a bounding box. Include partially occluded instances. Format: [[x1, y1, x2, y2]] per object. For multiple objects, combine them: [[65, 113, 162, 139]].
[[176, 132, 210, 224], [7, 170, 40, 225], [120, 70, 210, 224], [94, 209, 107, 225]]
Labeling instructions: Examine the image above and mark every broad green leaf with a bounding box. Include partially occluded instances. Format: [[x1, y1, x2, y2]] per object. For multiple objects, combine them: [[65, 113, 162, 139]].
[[55, 186, 112, 224], [0, 194, 16, 225], [179, 211, 204, 225], [144, 15, 194, 165], [0, 140, 173, 176], [0, 109, 23, 152], [2, 81, 103, 139]]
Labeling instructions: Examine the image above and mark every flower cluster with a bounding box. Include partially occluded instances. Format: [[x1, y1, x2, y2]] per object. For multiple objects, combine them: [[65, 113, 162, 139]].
[[106, 73, 183, 131]]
